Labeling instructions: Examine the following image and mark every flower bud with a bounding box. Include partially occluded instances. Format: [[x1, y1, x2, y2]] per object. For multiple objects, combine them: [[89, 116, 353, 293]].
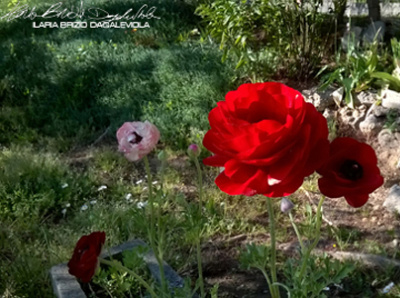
[[187, 144, 201, 158], [157, 150, 168, 161], [280, 197, 295, 213]]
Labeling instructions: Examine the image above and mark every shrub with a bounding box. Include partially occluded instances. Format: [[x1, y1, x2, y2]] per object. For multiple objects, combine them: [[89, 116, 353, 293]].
[[196, 0, 337, 80]]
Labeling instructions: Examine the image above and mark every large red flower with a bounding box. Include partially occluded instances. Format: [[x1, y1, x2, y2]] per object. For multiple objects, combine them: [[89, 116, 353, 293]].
[[68, 231, 106, 283], [203, 82, 329, 197], [317, 137, 384, 208]]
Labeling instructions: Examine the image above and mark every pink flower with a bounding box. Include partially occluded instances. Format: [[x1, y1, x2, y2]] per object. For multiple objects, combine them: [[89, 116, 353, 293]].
[[117, 121, 160, 161]]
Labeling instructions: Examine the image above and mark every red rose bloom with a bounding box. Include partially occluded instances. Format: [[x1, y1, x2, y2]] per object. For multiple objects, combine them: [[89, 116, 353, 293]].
[[68, 231, 106, 283], [317, 138, 384, 208], [203, 82, 329, 197]]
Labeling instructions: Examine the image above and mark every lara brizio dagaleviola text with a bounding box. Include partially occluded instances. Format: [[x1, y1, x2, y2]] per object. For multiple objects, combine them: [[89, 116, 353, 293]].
[[0, 1, 161, 22]]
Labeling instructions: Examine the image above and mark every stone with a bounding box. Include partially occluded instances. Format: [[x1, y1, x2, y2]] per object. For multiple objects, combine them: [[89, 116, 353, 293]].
[[383, 184, 400, 214], [392, 239, 399, 248], [372, 105, 390, 118], [382, 89, 400, 110], [331, 87, 344, 107], [339, 106, 366, 128], [50, 264, 86, 298], [356, 91, 378, 107], [359, 114, 384, 135], [378, 129, 400, 149], [362, 21, 386, 44], [302, 86, 337, 112], [323, 108, 336, 122]]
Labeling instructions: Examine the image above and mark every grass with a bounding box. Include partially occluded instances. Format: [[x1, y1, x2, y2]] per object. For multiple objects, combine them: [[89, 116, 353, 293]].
[[0, 0, 234, 152]]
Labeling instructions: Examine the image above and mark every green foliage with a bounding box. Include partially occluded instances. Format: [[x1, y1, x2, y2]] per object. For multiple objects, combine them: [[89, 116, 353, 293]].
[[196, 0, 335, 80], [383, 109, 400, 132], [91, 247, 150, 297], [0, 0, 233, 151], [0, 147, 95, 221], [370, 38, 400, 92], [328, 225, 363, 251], [283, 255, 354, 298], [240, 243, 271, 270], [319, 42, 385, 108]]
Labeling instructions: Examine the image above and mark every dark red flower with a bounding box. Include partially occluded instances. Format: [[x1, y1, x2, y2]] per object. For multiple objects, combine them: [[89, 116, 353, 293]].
[[203, 82, 329, 197], [317, 137, 384, 208], [68, 231, 106, 283]]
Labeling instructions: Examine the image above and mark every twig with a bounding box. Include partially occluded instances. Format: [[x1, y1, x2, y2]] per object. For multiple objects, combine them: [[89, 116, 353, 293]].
[[91, 126, 111, 147]]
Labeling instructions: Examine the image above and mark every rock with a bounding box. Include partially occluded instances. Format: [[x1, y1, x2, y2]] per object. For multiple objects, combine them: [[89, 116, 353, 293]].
[[382, 89, 400, 110], [323, 108, 336, 122], [331, 87, 344, 107], [302, 86, 337, 112], [362, 21, 386, 44], [372, 105, 390, 118], [50, 264, 86, 298], [359, 114, 384, 135], [341, 25, 363, 51], [339, 106, 366, 128], [356, 91, 378, 107], [378, 129, 400, 149], [383, 184, 400, 214]]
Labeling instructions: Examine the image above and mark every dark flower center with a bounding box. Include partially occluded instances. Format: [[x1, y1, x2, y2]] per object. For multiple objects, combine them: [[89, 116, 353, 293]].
[[339, 160, 363, 181], [129, 132, 143, 144]]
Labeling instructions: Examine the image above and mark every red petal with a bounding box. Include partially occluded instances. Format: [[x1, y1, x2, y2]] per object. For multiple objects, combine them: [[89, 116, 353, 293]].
[[344, 194, 369, 208]]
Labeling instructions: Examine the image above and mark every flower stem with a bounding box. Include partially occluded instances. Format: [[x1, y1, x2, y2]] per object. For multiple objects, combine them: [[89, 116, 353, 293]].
[[99, 258, 157, 298], [266, 197, 280, 298], [258, 266, 273, 295], [143, 156, 168, 295], [194, 157, 203, 211], [194, 157, 205, 298], [289, 211, 305, 253], [298, 196, 326, 280]]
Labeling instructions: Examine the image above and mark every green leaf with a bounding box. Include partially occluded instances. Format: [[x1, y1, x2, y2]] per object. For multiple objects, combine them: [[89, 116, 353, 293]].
[[235, 55, 246, 69], [371, 72, 400, 91]]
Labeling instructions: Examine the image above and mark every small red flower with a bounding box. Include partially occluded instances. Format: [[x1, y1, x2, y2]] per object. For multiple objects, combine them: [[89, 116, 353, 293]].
[[317, 138, 384, 208], [203, 82, 329, 197], [68, 231, 106, 283]]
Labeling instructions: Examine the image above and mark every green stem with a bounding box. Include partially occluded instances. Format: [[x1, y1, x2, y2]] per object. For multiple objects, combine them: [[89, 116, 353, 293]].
[[298, 196, 326, 280], [143, 156, 168, 295], [266, 197, 280, 298], [99, 258, 157, 298], [194, 158, 203, 211], [258, 266, 273, 296], [196, 238, 205, 298], [289, 212, 305, 253], [194, 157, 205, 298], [143, 156, 155, 242]]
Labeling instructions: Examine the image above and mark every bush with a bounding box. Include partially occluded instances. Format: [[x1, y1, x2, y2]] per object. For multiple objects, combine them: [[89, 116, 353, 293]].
[[0, 147, 95, 221], [196, 0, 337, 80]]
